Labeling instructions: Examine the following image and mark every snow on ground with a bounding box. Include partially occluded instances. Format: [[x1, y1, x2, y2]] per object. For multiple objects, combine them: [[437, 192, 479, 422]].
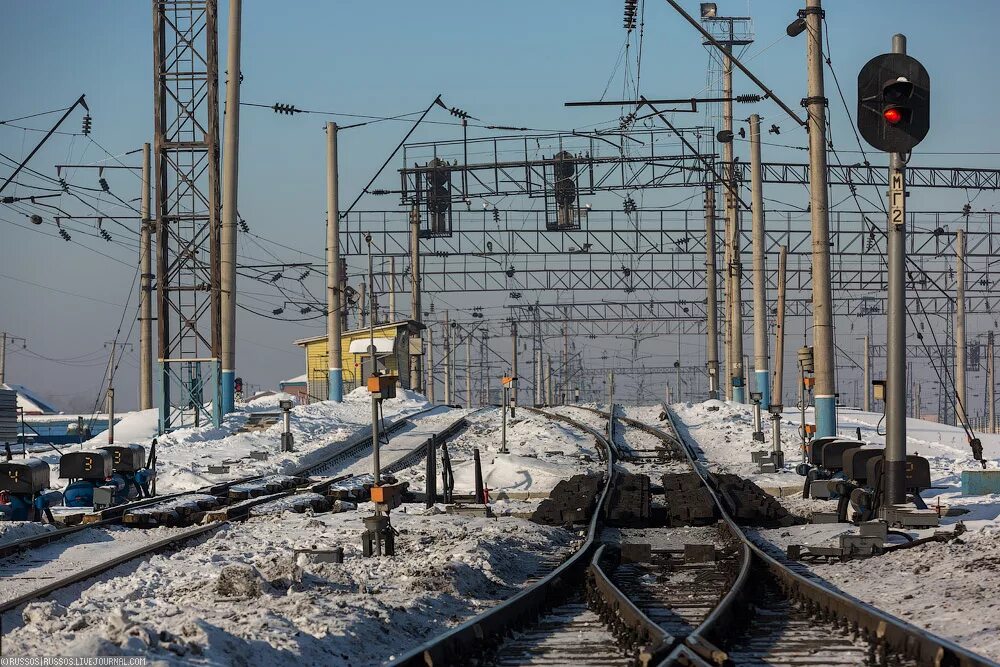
[[394, 406, 601, 498], [670, 399, 1000, 661], [0, 504, 576, 665], [24, 388, 432, 495], [0, 521, 56, 546]]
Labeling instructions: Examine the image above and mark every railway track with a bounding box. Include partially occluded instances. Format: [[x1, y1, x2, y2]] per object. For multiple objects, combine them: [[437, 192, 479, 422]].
[[0, 404, 469, 615], [391, 403, 999, 667], [392, 407, 676, 667]]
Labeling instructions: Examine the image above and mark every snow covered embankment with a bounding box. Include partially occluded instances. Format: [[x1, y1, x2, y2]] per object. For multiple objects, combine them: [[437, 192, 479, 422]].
[[1, 507, 575, 665]]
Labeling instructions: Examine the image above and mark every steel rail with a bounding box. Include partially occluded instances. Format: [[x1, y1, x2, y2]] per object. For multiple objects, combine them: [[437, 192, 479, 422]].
[[389, 407, 632, 667], [645, 406, 998, 667], [0, 406, 470, 617], [0, 405, 445, 560], [0, 522, 220, 614], [588, 543, 676, 663]]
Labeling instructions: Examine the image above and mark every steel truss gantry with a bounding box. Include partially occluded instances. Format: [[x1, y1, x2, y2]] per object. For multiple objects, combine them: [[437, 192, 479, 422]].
[[153, 0, 222, 431]]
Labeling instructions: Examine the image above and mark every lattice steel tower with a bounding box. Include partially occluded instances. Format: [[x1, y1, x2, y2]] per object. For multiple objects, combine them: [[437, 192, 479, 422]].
[[153, 0, 222, 431]]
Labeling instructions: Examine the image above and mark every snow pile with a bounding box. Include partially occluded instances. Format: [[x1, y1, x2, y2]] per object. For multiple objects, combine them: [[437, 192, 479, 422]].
[[0, 505, 575, 665], [789, 526, 1000, 661], [0, 521, 56, 546], [395, 407, 602, 496]]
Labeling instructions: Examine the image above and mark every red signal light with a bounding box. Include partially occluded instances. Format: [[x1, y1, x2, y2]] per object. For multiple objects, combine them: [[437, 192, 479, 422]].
[[883, 107, 903, 124]]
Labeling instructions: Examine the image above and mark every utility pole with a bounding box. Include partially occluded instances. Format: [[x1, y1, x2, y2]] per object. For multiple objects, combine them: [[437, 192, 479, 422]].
[[358, 283, 366, 329], [465, 331, 472, 408], [804, 0, 836, 437], [704, 184, 720, 400], [426, 326, 435, 403], [511, 321, 518, 414], [884, 33, 908, 506], [104, 341, 133, 444], [409, 203, 422, 393], [562, 324, 569, 405], [0, 333, 26, 386], [545, 355, 553, 405], [955, 229, 968, 427], [863, 335, 871, 412], [749, 114, 769, 411], [220, 0, 241, 416], [989, 331, 996, 434], [326, 122, 343, 401], [915, 382, 921, 421], [442, 312, 451, 405], [722, 46, 743, 403], [535, 348, 542, 406], [773, 245, 787, 408], [388, 256, 396, 322], [139, 142, 153, 410]]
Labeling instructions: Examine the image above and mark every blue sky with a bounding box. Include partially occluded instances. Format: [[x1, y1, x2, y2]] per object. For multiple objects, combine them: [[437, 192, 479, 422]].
[[2, 1, 999, 412]]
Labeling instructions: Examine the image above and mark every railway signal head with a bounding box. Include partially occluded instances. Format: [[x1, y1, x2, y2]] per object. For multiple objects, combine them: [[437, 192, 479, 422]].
[[857, 53, 930, 153]]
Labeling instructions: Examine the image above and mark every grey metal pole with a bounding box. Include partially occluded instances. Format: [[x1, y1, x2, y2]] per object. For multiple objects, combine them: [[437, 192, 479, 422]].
[[805, 0, 836, 437], [562, 324, 569, 405], [139, 143, 153, 411], [388, 256, 396, 322], [705, 185, 720, 400], [0, 332, 5, 386], [326, 123, 343, 401], [535, 348, 541, 406], [443, 311, 451, 405], [501, 385, 509, 453], [366, 236, 381, 486], [750, 114, 769, 411], [219, 0, 241, 416], [885, 32, 908, 506], [427, 326, 435, 403], [465, 332, 472, 408], [989, 331, 996, 433], [773, 246, 787, 407], [915, 382, 921, 421], [545, 355, 553, 406], [722, 47, 736, 403], [863, 335, 871, 412], [358, 282, 366, 329], [409, 203, 422, 393], [955, 229, 968, 427], [107, 386, 115, 444]]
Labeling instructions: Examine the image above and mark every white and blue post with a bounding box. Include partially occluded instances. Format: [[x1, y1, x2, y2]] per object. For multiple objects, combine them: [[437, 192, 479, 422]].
[[326, 122, 344, 402], [219, 0, 242, 416]]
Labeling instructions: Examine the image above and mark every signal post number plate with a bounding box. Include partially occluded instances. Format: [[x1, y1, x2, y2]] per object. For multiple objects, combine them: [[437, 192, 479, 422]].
[[890, 170, 905, 228]]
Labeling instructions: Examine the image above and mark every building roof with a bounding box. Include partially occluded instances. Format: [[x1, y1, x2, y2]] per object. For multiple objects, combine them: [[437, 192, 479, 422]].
[[293, 319, 424, 347], [1, 383, 60, 415], [279, 374, 307, 386]]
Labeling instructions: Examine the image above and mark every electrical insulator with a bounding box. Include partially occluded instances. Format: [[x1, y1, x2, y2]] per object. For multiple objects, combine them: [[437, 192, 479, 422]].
[[100, 229, 113, 242], [623, 0, 638, 30], [99, 178, 109, 192], [59, 228, 71, 241], [238, 219, 249, 233], [272, 103, 299, 115], [81, 115, 92, 135]]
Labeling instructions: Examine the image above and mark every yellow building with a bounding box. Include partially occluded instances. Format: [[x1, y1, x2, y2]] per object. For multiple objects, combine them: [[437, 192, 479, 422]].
[[293, 320, 423, 402]]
